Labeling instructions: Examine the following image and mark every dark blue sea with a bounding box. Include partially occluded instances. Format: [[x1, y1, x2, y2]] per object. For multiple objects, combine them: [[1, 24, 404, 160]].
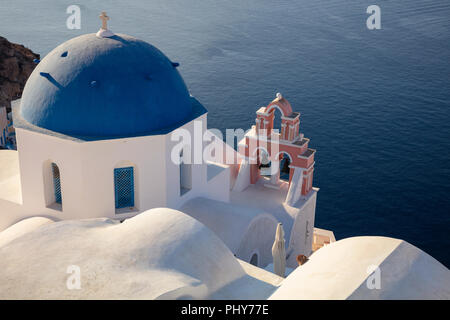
[[1, 0, 449, 267]]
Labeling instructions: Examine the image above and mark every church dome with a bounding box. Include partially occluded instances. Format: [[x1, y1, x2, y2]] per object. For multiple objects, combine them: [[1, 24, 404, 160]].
[[20, 33, 198, 138]]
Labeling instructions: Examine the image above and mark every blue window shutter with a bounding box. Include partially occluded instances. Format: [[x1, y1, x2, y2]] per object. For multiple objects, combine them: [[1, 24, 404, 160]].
[[114, 167, 134, 209]]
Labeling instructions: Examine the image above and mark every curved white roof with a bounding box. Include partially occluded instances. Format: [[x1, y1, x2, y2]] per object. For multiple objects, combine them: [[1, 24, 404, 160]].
[[0, 208, 278, 299], [270, 236, 450, 300], [0, 216, 54, 247], [180, 197, 278, 253]]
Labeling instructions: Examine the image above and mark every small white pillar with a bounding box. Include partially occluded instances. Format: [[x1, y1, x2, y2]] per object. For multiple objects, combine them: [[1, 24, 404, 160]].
[[272, 223, 286, 277]]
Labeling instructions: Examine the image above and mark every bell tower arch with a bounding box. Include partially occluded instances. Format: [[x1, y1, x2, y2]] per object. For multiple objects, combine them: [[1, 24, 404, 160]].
[[239, 93, 316, 205]]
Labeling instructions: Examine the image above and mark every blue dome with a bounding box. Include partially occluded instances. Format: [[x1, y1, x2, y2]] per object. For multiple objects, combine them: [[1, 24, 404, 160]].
[[20, 33, 203, 138]]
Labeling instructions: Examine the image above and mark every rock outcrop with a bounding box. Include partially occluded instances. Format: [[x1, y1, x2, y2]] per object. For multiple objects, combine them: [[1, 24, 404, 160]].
[[0, 36, 39, 112]]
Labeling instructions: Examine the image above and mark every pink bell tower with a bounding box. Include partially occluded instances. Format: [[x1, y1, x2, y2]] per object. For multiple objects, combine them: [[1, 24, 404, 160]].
[[238, 93, 316, 204]]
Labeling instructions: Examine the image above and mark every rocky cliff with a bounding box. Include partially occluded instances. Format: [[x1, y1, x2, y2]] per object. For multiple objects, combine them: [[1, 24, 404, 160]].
[[0, 36, 39, 112]]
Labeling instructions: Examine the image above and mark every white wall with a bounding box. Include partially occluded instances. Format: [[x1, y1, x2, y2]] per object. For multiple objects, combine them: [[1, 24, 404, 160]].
[[204, 162, 230, 203], [0, 199, 28, 231], [80, 135, 167, 218], [3, 113, 230, 228], [13, 127, 168, 222], [235, 214, 279, 268], [165, 114, 211, 208], [285, 190, 317, 268], [16, 128, 83, 219]]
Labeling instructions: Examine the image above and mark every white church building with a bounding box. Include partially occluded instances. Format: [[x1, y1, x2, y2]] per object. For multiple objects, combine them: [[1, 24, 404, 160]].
[[1, 14, 448, 299], [0, 15, 327, 271]]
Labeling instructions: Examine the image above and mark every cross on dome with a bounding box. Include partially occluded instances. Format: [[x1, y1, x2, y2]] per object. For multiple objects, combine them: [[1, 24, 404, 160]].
[[99, 12, 110, 30], [96, 11, 114, 38]]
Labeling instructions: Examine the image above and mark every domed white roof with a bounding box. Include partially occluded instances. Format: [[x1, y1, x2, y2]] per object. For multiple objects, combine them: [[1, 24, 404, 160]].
[[0, 216, 54, 247], [270, 236, 450, 300], [0, 208, 276, 299]]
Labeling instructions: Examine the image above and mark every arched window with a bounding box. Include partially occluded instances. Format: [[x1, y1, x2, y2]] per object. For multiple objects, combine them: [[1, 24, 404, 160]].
[[179, 149, 192, 196], [272, 108, 283, 134], [114, 166, 135, 209], [51, 163, 62, 205], [43, 160, 63, 210], [279, 153, 291, 181], [250, 253, 259, 266], [258, 149, 272, 177]]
